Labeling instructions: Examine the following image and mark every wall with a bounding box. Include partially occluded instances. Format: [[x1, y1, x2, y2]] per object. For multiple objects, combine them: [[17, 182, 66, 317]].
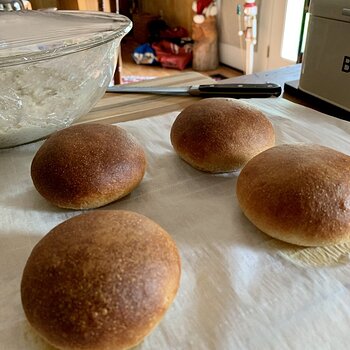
[[139, 0, 194, 35], [31, 0, 112, 11], [140, 0, 261, 53], [30, 0, 58, 9]]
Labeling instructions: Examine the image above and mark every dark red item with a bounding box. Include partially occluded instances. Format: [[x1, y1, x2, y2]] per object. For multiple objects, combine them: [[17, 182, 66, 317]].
[[152, 40, 193, 70]]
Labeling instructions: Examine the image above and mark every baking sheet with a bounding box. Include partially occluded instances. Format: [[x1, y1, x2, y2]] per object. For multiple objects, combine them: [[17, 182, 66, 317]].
[[1, 98, 350, 350]]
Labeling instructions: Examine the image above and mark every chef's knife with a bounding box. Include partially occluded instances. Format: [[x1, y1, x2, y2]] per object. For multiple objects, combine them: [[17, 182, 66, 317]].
[[106, 83, 282, 98]]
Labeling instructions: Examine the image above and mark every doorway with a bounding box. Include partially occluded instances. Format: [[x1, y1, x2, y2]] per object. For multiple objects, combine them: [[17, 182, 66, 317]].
[[218, 0, 307, 72]]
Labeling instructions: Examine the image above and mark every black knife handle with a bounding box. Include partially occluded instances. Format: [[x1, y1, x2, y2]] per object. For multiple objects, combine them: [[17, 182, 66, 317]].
[[192, 83, 282, 98]]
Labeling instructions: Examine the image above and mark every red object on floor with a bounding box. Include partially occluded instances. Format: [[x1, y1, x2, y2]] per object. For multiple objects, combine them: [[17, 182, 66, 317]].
[[152, 40, 193, 70]]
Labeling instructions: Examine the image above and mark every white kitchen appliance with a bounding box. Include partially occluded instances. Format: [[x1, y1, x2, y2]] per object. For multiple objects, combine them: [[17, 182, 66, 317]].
[[299, 0, 350, 112]]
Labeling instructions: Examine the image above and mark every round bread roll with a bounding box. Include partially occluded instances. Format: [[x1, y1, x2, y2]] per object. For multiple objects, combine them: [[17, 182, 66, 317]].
[[21, 210, 181, 350], [31, 123, 146, 209], [170, 98, 275, 173], [236, 144, 350, 246]]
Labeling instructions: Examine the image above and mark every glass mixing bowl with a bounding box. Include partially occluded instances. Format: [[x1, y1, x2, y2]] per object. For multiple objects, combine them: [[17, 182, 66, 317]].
[[0, 10, 132, 148]]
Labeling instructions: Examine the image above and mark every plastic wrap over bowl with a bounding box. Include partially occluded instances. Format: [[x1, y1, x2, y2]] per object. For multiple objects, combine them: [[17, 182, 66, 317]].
[[0, 10, 132, 148]]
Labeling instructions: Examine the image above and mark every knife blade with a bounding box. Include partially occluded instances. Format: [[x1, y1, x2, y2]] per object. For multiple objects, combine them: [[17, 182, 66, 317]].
[[106, 83, 282, 98]]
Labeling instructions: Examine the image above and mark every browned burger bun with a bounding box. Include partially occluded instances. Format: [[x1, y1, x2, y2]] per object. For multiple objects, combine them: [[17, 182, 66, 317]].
[[21, 210, 181, 350], [236, 144, 350, 246], [31, 123, 146, 209], [170, 98, 275, 173]]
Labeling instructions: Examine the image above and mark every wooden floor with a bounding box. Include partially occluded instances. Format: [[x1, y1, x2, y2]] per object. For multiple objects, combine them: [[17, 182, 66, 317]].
[[119, 36, 242, 82]]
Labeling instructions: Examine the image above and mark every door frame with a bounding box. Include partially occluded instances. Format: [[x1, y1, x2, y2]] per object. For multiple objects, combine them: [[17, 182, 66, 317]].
[[218, 0, 304, 72]]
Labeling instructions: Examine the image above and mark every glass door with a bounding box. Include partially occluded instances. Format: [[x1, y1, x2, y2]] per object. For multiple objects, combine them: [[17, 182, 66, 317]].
[[218, 0, 308, 73], [266, 0, 306, 69]]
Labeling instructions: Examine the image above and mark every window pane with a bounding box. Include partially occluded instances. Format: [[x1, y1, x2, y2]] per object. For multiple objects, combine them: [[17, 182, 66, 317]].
[[281, 0, 304, 61]]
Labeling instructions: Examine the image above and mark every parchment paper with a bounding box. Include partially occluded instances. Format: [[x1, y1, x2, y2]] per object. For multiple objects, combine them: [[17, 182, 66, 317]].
[[1, 98, 350, 350]]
